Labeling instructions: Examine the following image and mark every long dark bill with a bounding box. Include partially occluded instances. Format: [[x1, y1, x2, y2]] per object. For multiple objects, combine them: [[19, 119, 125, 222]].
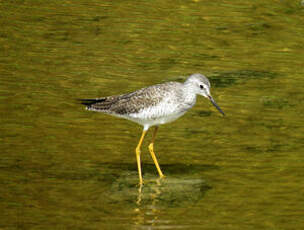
[[208, 96, 225, 116]]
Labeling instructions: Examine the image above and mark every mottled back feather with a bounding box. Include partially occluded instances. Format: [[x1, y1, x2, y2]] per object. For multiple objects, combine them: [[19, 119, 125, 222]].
[[80, 82, 182, 115]]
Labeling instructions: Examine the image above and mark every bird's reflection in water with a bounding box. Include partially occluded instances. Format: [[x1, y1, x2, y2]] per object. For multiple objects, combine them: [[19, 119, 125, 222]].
[[132, 176, 210, 229], [134, 178, 163, 228], [106, 163, 214, 228]]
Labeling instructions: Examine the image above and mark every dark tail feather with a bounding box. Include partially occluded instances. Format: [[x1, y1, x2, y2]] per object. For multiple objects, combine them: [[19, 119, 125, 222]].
[[78, 98, 106, 107]]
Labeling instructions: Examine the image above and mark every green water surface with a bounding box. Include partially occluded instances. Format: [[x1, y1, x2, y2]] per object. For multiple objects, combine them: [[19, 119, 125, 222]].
[[1, 0, 304, 229]]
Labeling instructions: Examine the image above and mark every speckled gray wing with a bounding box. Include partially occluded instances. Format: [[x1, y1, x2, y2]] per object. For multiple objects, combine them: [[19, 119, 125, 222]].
[[80, 82, 181, 115]]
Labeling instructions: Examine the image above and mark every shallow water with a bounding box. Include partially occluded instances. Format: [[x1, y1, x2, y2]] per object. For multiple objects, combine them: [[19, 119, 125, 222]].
[[1, 0, 304, 229]]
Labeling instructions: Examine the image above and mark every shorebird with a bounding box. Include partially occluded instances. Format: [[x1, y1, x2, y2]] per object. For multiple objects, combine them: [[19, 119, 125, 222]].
[[81, 73, 224, 185]]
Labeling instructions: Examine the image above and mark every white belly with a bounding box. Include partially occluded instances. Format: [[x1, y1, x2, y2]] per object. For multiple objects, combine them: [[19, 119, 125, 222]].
[[126, 99, 193, 128]]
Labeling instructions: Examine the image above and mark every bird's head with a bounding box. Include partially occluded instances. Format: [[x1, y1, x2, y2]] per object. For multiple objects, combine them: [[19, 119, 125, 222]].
[[185, 73, 225, 116]]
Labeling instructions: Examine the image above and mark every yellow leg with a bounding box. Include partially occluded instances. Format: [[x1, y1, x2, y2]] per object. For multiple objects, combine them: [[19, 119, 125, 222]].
[[148, 126, 165, 178], [136, 129, 147, 185]]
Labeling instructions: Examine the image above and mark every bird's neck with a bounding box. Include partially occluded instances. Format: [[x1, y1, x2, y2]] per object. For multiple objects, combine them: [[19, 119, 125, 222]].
[[183, 83, 197, 105]]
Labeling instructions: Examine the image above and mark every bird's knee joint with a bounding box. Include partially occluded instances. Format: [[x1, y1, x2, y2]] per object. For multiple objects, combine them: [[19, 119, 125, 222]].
[[148, 143, 154, 151], [135, 147, 141, 155]]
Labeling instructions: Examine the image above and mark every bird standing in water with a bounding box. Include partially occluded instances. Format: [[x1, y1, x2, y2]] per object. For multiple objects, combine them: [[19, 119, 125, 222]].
[[81, 73, 225, 185]]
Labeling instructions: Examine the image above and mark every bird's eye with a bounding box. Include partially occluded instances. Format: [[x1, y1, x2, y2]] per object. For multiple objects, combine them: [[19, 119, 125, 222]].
[[200, 85, 204, 90]]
